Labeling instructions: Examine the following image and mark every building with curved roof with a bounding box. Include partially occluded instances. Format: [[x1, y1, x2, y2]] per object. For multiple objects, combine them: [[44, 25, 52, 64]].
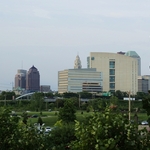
[[26, 65, 40, 92], [87, 52, 138, 94], [125, 51, 141, 76]]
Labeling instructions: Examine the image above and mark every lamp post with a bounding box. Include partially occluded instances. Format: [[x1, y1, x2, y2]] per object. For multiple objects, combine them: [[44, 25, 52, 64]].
[[79, 93, 80, 109], [127, 91, 131, 123]]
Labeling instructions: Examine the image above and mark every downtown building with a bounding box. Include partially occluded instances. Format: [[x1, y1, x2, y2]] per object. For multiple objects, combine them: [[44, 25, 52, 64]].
[[87, 51, 139, 95], [14, 65, 40, 94], [58, 55, 103, 94], [15, 69, 27, 89], [26, 65, 40, 92]]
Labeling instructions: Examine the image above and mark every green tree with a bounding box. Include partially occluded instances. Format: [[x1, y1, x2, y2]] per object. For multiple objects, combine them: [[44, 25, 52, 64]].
[[37, 116, 43, 126], [71, 107, 150, 150], [30, 92, 44, 111], [45, 123, 76, 150], [22, 111, 28, 125], [0, 107, 46, 150], [114, 90, 123, 99], [58, 99, 76, 123]]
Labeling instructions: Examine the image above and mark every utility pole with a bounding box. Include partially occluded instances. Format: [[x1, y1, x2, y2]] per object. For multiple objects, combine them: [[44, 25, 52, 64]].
[[128, 91, 131, 123], [79, 93, 80, 109]]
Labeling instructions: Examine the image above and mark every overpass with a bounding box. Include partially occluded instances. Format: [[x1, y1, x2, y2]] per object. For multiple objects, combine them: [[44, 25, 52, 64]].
[[15, 92, 35, 100]]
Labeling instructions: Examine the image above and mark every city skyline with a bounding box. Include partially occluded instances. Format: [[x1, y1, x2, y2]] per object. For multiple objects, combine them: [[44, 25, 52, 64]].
[[0, 1, 150, 91]]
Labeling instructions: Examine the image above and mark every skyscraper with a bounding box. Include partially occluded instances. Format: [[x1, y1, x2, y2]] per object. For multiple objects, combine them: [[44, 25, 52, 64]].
[[58, 55, 103, 93], [14, 69, 27, 89], [125, 51, 141, 76], [26, 65, 40, 92]]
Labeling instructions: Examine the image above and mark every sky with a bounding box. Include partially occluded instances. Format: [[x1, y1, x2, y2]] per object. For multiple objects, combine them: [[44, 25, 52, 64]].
[[0, 0, 150, 91]]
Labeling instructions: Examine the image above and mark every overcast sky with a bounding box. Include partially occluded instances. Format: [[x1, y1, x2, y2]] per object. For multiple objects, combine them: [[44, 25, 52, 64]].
[[0, 0, 150, 91]]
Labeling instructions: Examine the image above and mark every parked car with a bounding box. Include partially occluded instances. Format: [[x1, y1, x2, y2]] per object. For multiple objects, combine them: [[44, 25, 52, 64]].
[[141, 121, 148, 125], [45, 126, 51, 132], [31, 114, 38, 118]]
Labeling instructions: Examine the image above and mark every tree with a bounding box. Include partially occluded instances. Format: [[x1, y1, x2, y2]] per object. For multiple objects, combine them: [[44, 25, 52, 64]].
[[114, 90, 123, 99], [58, 99, 76, 123], [0, 107, 46, 150], [30, 92, 44, 111], [37, 116, 43, 126], [71, 107, 150, 150], [22, 111, 28, 125], [142, 91, 150, 125], [63, 92, 78, 99]]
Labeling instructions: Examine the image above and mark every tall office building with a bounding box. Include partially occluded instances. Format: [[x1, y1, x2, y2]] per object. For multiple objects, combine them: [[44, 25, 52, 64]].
[[87, 52, 138, 94], [26, 65, 40, 92], [14, 69, 27, 89], [58, 55, 103, 93], [125, 51, 141, 76], [58, 68, 103, 93]]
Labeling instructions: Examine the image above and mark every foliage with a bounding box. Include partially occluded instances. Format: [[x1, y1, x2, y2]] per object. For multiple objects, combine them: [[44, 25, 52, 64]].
[[142, 92, 150, 125], [58, 99, 76, 123], [37, 116, 43, 126], [71, 107, 150, 150], [79, 91, 92, 99], [47, 123, 76, 150], [0, 91, 16, 100], [63, 92, 78, 98], [0, 107, 46, 150], [30, 92, 44, 111], [22, 111, 28, 125]]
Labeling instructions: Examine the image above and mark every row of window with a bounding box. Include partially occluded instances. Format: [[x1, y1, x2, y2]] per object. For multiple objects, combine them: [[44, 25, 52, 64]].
[[109, 61, 115, 89]]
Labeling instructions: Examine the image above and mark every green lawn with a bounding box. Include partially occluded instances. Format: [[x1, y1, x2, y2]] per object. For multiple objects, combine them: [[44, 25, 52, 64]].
[[16, 110, 148, 127]]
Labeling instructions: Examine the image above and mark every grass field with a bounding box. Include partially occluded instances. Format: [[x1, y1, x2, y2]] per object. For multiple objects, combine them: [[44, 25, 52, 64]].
[[15, 110, 148, 127]]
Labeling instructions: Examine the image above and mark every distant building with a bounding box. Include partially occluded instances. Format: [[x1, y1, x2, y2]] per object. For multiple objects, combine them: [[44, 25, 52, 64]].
[[138, 76, 149, 93], [40, 85, 51, 92], [26, 65, 40, 92], [58, 55, 102, 93], [14, 69, 27, 89], [58, 68, 103, 93], [74, 55, 82, 69], [87, 52, 138, 94], [142, 75, 150, 91], [125, 51, 141, 76]]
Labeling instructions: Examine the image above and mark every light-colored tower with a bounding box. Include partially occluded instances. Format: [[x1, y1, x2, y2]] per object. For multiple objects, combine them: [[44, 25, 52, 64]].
[[15, 69, 27, 89], [74, 55, 82, 69], [125, 51, 141, 76]]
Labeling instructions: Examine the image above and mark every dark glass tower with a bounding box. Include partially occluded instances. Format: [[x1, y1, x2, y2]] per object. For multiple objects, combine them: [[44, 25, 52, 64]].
[[26, 65, 40, 92]]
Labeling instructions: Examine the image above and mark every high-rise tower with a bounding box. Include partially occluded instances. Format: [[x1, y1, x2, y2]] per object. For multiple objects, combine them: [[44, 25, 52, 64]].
[[125, 51, 141, 76], [26, 65, 40, 92], [74, 55, 82, 69], [14, 69, 27, 89]]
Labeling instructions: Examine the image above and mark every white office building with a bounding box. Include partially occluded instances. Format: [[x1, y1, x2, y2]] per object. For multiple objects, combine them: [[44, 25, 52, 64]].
[[87, 52, 138, 94]]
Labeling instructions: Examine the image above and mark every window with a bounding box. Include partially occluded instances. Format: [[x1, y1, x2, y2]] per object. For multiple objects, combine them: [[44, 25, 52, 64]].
[[110, 76, 115, 82], [109, 61, 115, 68], [109, 69, 115, 75], [110, 83, 115, 89], [91, 57, 95, 60]]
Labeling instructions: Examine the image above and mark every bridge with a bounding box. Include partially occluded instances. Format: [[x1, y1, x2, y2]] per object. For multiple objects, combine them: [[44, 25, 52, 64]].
[[15, 92, 35, 100], [15, 92, 91, 102]]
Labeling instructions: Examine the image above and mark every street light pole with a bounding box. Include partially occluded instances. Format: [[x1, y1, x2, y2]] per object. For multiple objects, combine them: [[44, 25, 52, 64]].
[[79, 93, 80, 109], [128, 91, 131, 123]]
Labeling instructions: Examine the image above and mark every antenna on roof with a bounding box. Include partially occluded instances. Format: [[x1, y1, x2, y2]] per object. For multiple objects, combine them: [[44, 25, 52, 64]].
[[21, 60, 23, 69]]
